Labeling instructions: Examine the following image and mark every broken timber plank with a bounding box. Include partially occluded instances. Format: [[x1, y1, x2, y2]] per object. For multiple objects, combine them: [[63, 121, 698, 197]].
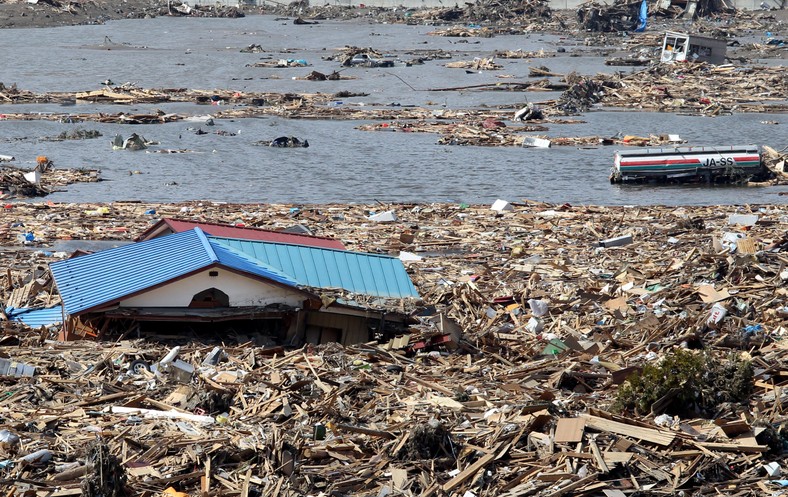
[[579, 414, 676, 446], [442, 442, 508, 492]]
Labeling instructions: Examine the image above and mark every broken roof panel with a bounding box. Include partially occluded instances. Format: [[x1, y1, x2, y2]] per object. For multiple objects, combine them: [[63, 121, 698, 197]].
[[137, 218, 347, 250], [5, 305, 64, 328], [50, 228, 298, 316], [211, 236, 419, 299]]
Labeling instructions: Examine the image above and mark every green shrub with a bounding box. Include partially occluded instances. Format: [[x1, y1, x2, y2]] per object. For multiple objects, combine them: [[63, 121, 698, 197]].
[[613, 349, 752, 418]]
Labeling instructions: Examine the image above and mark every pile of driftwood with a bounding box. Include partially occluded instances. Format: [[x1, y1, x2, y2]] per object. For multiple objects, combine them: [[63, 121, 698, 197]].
[[445, 58, 503, 71], [413, 0, 551, 25], [0, 165, 101, 199], [462, 0, 552, 21], [1, 200, 788, 496], [0, 167, 49, 197], [320, 46, 387, 66], [496, 49, 552, 59], [355, 119, 697, 149], [1, 56, 786, 123], [0, 86, 333, 108], [601, 63, 788, 115], [426, 26, 497, 37]]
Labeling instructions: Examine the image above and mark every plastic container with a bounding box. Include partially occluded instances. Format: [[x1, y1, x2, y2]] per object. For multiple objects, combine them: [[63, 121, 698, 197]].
[[20, 449, 53, 464], [0, 429, 20, 447]]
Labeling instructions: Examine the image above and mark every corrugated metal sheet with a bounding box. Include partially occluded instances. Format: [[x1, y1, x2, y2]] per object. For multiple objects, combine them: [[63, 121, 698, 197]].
[[138, 218, 347, 250], [5, 306, 64, 328], [211, 237, 419, 299], [51, 229, 215, 316], [50, 228, 300, 316], [210, 241, 298, 287]]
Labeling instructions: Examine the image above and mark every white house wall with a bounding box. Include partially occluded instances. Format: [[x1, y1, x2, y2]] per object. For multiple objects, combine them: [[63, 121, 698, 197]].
[[120, 268, 305, 308]]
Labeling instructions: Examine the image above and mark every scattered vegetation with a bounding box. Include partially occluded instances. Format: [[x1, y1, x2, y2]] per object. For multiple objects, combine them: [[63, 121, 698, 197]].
[[614, 348, 753, 418]]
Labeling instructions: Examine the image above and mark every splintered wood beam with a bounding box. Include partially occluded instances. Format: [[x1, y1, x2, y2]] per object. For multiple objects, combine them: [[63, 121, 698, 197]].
[[580, 414, 676, 446], [442, 442, 509, 492]]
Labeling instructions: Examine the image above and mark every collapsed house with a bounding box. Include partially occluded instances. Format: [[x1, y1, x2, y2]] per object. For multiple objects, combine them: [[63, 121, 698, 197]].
[[47, 227, 420, 345]]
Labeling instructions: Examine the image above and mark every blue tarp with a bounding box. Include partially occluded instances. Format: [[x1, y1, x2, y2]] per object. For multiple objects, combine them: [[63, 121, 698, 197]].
[[635, 0, 648, 32]]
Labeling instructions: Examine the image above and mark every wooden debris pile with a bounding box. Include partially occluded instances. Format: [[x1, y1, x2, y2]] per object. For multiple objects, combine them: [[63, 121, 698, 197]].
[[462, 0, 552, 21], [359, 116, 786, 150], [0, 167, 50, 197], [258, 2, 363, 22], [356, 119, 548, 146], [577, 0, 643, 33], [1, 201, 788, 496], [2, 56, 786, 124], [577, 0, 733, 32], [0, 164, 101, 199], [426, 25, 497, 38], [445, 57, 503, 70], [599, 63, 788, 115], [321, 46, 386, 67], [413, 0, 552, 25], [0, 86, 333, 108], [496, 48, 551, 59], [556, 75, 608, 114]]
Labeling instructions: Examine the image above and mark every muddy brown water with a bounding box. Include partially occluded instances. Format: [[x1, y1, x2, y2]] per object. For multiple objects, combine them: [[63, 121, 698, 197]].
[[1, 16, 786, 206]]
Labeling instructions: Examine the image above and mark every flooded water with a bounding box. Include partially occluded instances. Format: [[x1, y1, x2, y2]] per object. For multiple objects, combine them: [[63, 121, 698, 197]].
[[1, 16, 786, 206]]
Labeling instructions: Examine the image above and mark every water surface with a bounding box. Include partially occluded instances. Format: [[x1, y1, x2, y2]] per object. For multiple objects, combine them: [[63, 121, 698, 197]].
[[1, 16, 785, 206]]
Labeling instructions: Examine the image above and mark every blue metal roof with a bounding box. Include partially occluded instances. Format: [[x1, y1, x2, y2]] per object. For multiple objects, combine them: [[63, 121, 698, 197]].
[[5, 306, 64, 328], [210, 240, 298, 286], [50, 228, 299, 316], [210, 237, 419, 299]]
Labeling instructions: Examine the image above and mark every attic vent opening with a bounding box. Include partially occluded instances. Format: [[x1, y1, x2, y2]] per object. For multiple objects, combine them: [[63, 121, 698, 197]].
[[189, 288, 229, 308], [209, 270, 219, 277]]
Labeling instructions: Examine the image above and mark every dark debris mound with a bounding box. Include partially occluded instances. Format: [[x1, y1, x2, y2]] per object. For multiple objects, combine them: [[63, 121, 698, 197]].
[[462, 0, 552, 22], [577, 0, 642, 32], [82, 438, 127, 497], [0, 167, 50, 197], [55, 129, 103, 141], [402, 420, 455, 459], [556, 75, 607, 114], [195, 390, 234, 415]]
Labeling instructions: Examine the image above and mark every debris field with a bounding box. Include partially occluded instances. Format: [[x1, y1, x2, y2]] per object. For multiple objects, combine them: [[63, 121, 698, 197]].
[[1, 199, 787, 496]]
